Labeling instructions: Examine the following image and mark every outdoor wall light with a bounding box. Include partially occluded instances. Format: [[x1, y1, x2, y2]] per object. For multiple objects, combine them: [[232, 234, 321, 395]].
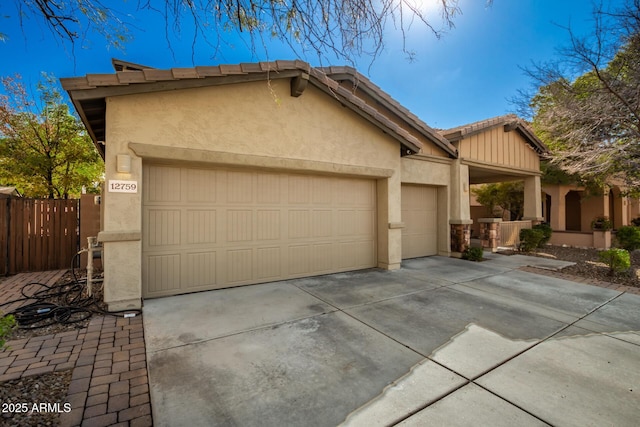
[[116, 154, 132, 173]]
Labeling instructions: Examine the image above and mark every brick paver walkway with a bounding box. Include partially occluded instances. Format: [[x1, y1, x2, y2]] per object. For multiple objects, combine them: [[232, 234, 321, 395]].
[[0, 271, 152, 426], [1, 263, 638, 426]]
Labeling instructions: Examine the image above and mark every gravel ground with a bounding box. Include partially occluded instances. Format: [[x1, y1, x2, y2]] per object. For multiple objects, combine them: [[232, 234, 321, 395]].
[[0, 249, 637, 426], [0, 370, 72, 427], [533, 245, 640, 288]]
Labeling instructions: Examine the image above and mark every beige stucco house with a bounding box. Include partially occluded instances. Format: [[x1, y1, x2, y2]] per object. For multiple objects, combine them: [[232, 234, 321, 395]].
[[62, 60, 546, 310], [542, 182, 640, 248]]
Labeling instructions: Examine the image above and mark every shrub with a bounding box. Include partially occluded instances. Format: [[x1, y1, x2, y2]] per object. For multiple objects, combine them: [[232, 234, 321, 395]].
[[462, 246, 484, 262], [599, 248, 631, 276], [532, 223, 553, 247], [591, 216, 613, 230], [615, 226, 640, 251], [519, 228, 544, 252], [0, 313, 16, 349], [632, 217, 640, 227]]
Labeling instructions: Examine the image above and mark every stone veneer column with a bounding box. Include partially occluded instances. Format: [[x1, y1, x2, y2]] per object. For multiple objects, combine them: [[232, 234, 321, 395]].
[[478, 218, 502, 252], [450, 220, 472, 255]]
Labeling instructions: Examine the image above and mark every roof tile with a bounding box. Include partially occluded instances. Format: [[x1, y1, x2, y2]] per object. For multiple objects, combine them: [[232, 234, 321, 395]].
[[275, 60, 297, 71], [293, 60, 311, 73], [86, 74, 124, 87], [259, 61, 277, 72], [171, 68, 201, 79], [142, 69, 176, 81], [117, 71, 147, 84], [195, 66, 223, 77], [239, 63, 263, 73], [59, 77, 94, 90], [219, 64, 246, 75]]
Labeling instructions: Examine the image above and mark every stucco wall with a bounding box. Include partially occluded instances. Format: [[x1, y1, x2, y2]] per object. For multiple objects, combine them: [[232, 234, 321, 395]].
[[100, 79, 448, 309]]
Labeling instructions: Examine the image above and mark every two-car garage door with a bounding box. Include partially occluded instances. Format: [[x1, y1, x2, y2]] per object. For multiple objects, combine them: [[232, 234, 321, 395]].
[[142, 164, 377, 298]]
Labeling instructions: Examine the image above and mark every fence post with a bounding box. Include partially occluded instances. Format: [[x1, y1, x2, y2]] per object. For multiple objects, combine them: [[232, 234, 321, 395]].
[[1, 198, 9, 275]]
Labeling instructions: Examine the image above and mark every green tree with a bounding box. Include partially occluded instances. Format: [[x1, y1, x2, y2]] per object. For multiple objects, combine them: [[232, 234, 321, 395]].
[[521, 1, 640, 192], [1, 0, 465, 64], [472, 181, 524, 221], [0, 75, 103, 199]]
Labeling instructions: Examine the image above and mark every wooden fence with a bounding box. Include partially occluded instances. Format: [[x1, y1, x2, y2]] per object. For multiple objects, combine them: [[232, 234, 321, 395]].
[[499, 220, 533, 247], [0, 198, 79, 275]]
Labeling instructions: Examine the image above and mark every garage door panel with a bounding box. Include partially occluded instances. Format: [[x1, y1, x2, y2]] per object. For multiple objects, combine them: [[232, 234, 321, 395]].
[[312, 210, 332, 237], [355, 210, 376, 236], [227, 210, 253, 242], [288, 210, 311, 239], [186, 210, 217, 244], [226, 249, 253, 284], [256, 247, 282, 279], [288, 245, 311, 275], [311, 243, 334, 272], [257, 173, 282, 204], [185, 251, 218, 288], [288, 175, 311, 204], [145, 165, 182, 203], [146, 210, 181, 248], [186, 169, 217, 203], [145, 254, 181, 295], [143, 164, 376, 298], [312, 177, 333, 204], [256, 210, 281, 241], [226, 171, 254, 204]]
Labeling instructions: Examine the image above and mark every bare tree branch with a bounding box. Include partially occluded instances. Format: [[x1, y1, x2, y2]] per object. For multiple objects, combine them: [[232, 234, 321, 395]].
[[9, 0, 465, 65], [522, 0, 640, 192]]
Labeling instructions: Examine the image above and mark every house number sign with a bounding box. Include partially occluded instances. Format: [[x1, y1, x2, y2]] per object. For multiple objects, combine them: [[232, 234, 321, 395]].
[[108, 180, 138, 193]]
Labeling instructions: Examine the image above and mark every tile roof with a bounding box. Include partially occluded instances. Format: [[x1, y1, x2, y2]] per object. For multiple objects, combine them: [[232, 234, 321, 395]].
[[61, 60, 458, 159], [319, 66, 457, 154]]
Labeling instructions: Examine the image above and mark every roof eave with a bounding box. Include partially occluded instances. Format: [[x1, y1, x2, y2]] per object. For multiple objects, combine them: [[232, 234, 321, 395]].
[[319, 67, 458, 158]]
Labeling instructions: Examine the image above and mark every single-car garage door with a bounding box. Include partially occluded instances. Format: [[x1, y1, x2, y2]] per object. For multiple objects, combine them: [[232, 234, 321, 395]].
[[142, 164, 377, 298], [401, 184, 438, 259]]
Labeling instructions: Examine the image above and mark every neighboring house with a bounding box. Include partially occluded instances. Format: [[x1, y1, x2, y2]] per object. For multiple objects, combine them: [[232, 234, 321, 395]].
[[542, 182, 640, 248], [62, 60, 546, 310], [0, 186, 22, 198]]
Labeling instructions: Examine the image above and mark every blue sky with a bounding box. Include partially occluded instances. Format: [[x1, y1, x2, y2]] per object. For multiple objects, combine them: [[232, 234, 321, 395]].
[[0, 0, 623, 129]]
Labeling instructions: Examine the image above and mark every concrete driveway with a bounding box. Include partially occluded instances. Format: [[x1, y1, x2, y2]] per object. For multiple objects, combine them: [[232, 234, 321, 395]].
[[143, 255, 640, 426]]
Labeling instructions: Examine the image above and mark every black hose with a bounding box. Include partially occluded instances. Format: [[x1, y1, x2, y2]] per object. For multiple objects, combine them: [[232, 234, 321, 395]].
[[0, 251, 141, 330]]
